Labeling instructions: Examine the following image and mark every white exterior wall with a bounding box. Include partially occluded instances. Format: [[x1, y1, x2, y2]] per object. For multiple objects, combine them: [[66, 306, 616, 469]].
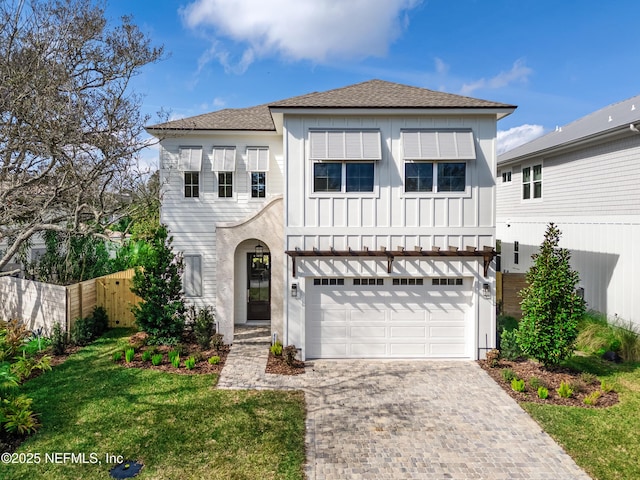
[[283, 114, 499, 358], [159, 132, 283, 310], [497, 133, 640, 325]]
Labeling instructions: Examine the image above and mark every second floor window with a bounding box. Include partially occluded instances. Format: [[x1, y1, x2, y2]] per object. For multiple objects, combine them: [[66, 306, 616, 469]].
[[218, 172, 233, 198], [522, 164, 542, 199], [251, 172, 266, 198], [313, 162, 374, 192], [404, 162, 466, 192], [184, 172, 199, 198]]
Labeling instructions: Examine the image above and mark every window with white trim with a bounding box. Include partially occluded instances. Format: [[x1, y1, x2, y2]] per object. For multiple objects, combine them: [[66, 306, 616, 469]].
[[501, 170, 512, 182], [183, 255, 202, 297], [218, 172, 233, 198], [246, 147, 269, 198], [522, 163, 542, 199], [402, 130, 475, 193], [184, 172, 199, 198], [310, 130, 381, 193], [178, 147, 203, 198]]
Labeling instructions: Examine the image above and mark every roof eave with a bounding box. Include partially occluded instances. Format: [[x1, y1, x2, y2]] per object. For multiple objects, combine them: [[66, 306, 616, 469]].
[[269, 106, 516, 119], [498, 124, 636, 166]]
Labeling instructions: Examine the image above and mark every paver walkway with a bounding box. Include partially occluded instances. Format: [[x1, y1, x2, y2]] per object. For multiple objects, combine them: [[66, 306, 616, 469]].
[[219, 325, 591, 480]]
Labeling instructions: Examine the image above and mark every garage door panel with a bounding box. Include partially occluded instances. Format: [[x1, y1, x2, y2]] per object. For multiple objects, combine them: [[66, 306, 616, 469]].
[[390, 326, 427, 338], [390, 310, 427, 322], [350, 326, 386, 338], [429, 325, 465, 338], [309, 325, 348, 339], [309, 343, 348, 357], [390, 344, 427, 356], [430, 343, 466, 356], [351, 309, 386, 322], [351, 343, 386, 357]]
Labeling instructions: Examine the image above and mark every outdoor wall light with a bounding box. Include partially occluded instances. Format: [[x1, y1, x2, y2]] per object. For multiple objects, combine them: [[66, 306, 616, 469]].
[[291, 283, 298, 297], [254, 243, 264, 259], [482, 283, 490, 299]]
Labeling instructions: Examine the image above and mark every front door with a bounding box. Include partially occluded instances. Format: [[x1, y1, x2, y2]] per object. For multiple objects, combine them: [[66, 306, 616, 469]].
[[247, 253, 270, 320]]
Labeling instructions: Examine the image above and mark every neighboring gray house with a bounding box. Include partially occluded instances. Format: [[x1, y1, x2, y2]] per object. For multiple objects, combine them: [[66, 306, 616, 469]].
[[497, 94, 640, 326], [147, 80, 515, 359]]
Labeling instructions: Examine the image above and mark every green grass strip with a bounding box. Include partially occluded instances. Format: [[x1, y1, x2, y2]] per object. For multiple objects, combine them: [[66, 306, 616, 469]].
[[6, 329, 306, 480]]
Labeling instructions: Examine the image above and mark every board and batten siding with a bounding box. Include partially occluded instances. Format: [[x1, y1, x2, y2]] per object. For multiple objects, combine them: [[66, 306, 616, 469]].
[[282, 114, 499, 355], [159, 133, 284, 307], [496, 133, 640, 325]]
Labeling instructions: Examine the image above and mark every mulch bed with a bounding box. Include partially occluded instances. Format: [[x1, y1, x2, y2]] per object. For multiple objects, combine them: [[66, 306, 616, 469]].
[[265, 352, 305, 375], [114, 332, 229, 374], [479, 358, 619, 408]]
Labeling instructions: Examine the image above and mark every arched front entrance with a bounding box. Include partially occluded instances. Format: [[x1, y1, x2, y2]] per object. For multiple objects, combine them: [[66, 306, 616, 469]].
[[215, 196, 284, 344]]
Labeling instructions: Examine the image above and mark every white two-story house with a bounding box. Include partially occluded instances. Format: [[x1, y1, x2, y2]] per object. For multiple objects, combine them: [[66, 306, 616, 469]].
[[146, 80, 515, 359], [497, 94, 640, 326]]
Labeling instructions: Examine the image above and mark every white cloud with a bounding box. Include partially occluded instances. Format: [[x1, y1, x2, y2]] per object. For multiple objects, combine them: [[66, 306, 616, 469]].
[[434, 57, 449, 75], [497, 124, 545, 155], [461, 59, 532, 96], [181, 0, 421, 72]]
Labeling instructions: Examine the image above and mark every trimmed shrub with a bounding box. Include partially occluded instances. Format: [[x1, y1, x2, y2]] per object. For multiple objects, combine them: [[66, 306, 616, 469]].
[[517, 224, 586, 367]]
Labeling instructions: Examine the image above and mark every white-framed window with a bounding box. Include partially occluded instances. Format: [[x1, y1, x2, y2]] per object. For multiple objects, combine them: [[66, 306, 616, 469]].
[[178, 146, 203, 198], [309, 129, 381, 194], [246, 147, 269, 198], [184, 172, 199, 198], [183, 255, 202, 297], [402, 130, 475, 194], [218, 172, 233, 198], [251, 172, 266, 198], [501, 170, 512, 182], [522, 163, 542, 200]]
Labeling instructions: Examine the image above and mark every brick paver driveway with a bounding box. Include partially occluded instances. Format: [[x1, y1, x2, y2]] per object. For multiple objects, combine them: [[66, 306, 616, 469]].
[[218, 327, 590, 479], [302, 360, 590, 480]]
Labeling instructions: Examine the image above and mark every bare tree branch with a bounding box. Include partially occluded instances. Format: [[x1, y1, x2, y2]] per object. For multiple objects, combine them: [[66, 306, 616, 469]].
[[0, 0, 164, 273]]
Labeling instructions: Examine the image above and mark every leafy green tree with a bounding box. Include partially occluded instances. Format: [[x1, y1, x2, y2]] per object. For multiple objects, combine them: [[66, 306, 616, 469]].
[[130, 225, 185, 343], [517, 223, 586, 367]]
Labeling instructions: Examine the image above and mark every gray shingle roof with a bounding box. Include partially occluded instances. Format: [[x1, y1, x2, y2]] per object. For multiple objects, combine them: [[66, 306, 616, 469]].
[[147, 79, 515, 131], [270, 79, 515, 109], [148, 103, 275, 131], [499, 94, 640, 164]]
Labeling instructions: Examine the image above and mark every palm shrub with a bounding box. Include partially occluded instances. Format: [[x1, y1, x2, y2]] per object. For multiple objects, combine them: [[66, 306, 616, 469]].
[[130, 225, 186, 344], [517, 223, 586, 367]]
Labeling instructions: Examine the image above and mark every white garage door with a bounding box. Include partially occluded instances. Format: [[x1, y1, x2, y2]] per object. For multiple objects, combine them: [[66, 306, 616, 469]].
[[306, 277, 473, 359]]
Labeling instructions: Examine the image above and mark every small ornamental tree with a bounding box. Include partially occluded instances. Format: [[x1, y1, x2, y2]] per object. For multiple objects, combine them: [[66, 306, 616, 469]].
[[131, 225, 185, 343], [517, 223, 586, 367]]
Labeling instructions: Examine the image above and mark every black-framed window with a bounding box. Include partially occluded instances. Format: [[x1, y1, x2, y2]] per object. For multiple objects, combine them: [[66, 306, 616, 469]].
[[403, 162, 466, 193], [251, 172, 266, 198], [184, 172, 199, 198], [437, 162, 466, 192], [514, 241, 519, 265], [405, 163, 433, 192], [313, 162, 375, 193], [346, 163, 374, 192], [313, 163, 342, 192], [218, 172, 233, 198]]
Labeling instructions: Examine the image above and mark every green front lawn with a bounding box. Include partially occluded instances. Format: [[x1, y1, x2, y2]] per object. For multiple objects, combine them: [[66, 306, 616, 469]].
[[522, 357, 640, 480], [5, 330, 306, 480]]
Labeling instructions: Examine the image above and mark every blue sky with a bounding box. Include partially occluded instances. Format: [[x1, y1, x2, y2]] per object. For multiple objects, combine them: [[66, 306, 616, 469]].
[[105, 0, 640, 166]]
